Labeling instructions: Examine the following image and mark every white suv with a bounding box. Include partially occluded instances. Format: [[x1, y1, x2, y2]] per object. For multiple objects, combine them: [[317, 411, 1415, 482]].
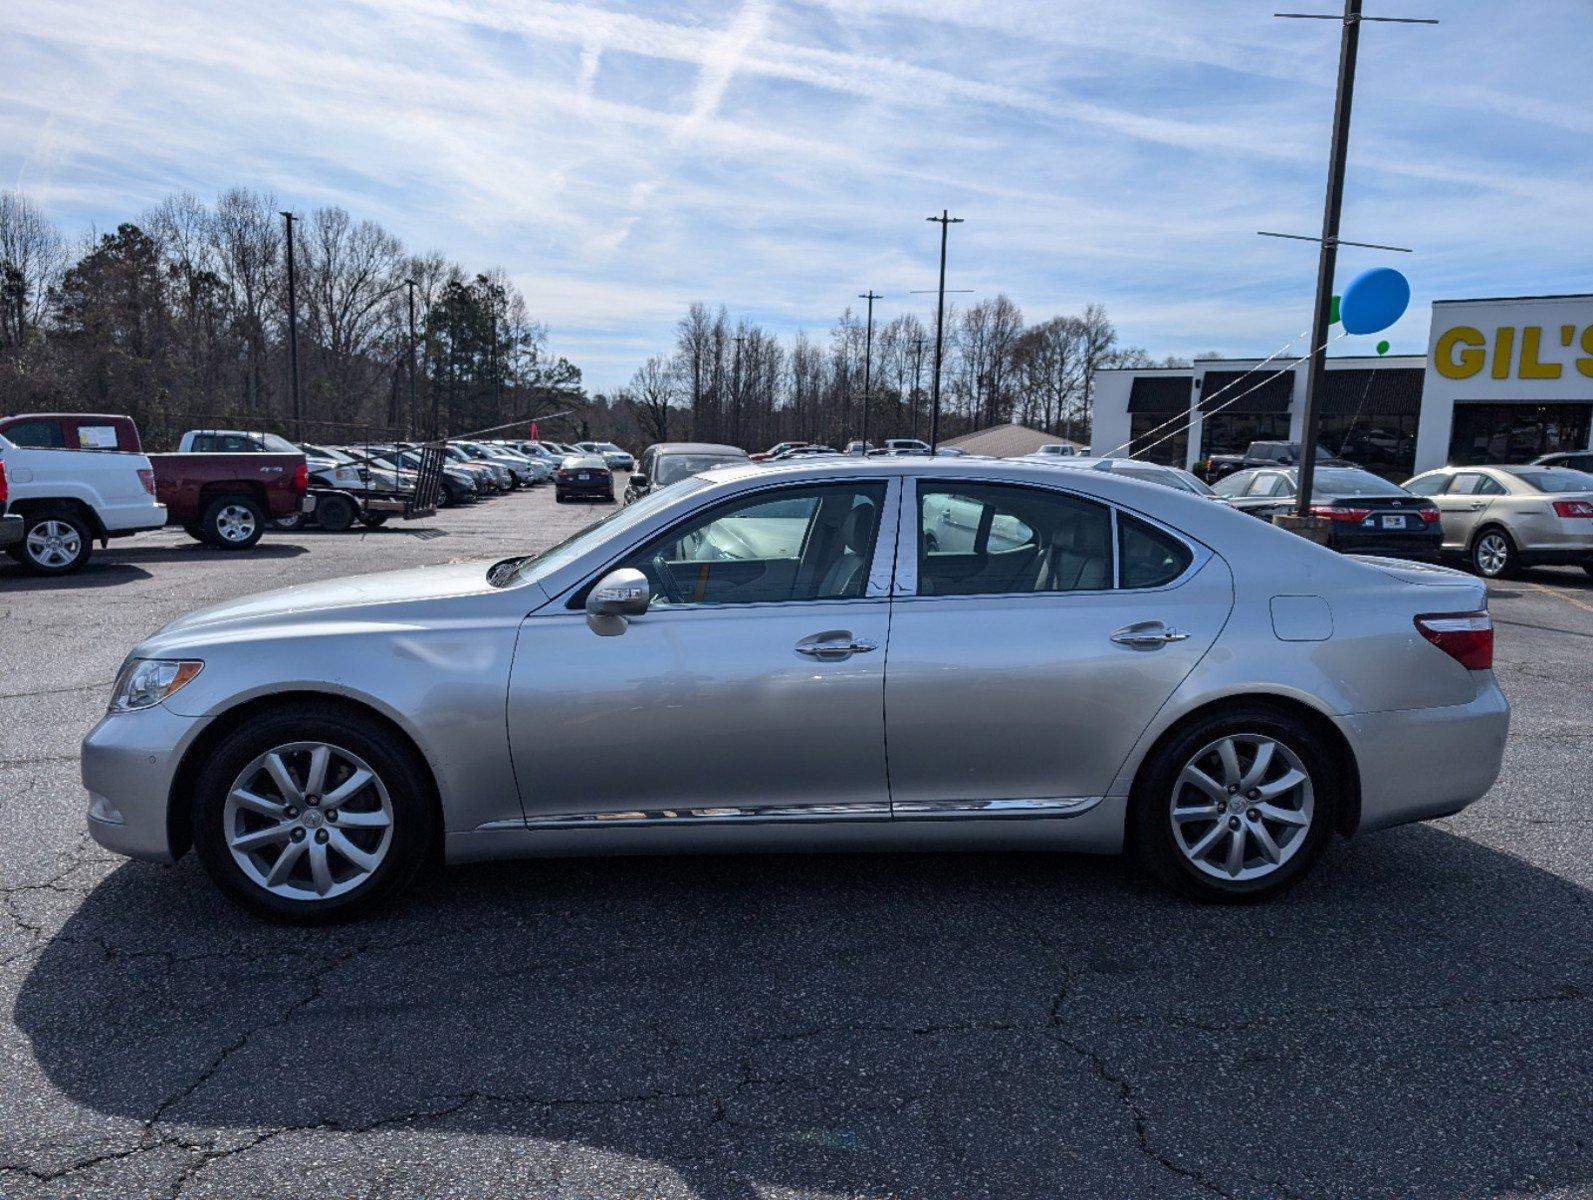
[[0, 434, 166, 574]]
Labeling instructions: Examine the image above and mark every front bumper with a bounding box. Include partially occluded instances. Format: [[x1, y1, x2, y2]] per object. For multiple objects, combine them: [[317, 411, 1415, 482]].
[[81, 705, 210, 863], [1339, 678, 1509, 835]]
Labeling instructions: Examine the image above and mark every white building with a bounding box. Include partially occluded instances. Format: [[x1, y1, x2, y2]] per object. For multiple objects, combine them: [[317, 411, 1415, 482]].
[[1091, 292, 1593, 480]]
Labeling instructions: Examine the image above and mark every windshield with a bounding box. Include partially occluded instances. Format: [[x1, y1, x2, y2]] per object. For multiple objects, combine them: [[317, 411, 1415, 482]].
[[307, 444, 355, 463], [655, 453, 745, 485], [1312, 468, 1406, 495], [1511, 468, 1593, 493], [500, 475, 717, 587], [258, 432, 299, 453], [1117, 465, 1211, 495]]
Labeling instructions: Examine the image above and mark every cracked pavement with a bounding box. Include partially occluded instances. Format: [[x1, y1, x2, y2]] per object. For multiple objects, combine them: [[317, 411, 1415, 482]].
[[1, 485, 1589, 1199]]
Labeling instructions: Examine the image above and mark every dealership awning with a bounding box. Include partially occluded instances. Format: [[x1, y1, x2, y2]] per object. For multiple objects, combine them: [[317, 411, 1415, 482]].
[[1316, 367, 1425, 416], [1197, 369, 1292, 414], [1126, 376, 1192, 413]]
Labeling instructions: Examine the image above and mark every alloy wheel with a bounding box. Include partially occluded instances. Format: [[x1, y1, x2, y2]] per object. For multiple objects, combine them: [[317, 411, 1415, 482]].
[[215, 503, 258, 543], [26, 520, 82, 569], [1169, 734, 1314, 881], [1474, 532, 1510, 577], [223, 741, 394, 900]]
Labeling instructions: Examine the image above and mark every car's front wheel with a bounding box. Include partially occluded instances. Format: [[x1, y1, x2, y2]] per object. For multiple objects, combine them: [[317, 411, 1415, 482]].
[[1131, 706, 1339, 903], [192, 704, 437, 922]]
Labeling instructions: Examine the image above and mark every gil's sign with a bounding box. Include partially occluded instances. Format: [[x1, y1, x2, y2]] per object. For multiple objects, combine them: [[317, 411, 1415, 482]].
[[1435, 322, 1593, 381]]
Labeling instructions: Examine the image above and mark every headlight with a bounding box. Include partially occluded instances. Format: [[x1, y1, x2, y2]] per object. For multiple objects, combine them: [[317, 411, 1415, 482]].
[[108, 658, 203, 713]]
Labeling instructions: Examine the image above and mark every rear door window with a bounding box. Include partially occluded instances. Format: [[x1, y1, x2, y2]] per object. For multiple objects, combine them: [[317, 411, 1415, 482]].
[[4, 420, 64, 448], [918, 482, 1112, 596]]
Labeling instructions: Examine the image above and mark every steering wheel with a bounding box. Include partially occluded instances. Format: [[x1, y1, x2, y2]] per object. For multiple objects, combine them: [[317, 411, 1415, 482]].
[[650, 550, 687, 604]]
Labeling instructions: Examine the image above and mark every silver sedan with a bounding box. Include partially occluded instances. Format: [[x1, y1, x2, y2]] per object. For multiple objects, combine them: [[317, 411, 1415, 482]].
[[83, 458, 1509, 920]]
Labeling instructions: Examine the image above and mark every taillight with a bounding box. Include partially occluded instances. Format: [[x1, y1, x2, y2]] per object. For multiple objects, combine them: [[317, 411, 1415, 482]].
[[1308, 504, 1369, 522], [1552, 499, 1593, 518], [1414, 611, 1493, 670], [0, 460, 8, 507], [137, 468, 156, 497], [1418, 507, 1442, 523], [293, 461, 309, 493]]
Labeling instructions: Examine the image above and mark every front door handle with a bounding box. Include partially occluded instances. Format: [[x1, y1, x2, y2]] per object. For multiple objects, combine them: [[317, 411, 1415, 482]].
[[795, 630, 879, 660], [1111, 621, 1190, 650]]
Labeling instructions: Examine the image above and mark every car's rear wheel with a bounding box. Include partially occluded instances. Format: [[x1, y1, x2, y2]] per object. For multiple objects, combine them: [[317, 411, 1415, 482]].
[[192, 704, 436, 923], [200, 495, 265, 550], [316, 493, 357, 533], [273, 511, 308, 532], [12, 509, 93, 575], [1470, 527, 1518, 579], [1131, 707, 1339, 903]]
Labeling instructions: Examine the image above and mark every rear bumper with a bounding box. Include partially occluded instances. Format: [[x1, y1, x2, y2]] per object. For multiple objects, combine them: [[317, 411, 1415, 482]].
[[1331, 529, 1443, 560], [1339, 679, 1509, 835], [0, 513, 20, 547], [81, 705, 209, 863]]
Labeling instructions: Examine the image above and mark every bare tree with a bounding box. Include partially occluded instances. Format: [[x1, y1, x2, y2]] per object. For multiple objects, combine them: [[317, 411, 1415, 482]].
[[0, 190, 68, 346], [630, 354, 677, 443]]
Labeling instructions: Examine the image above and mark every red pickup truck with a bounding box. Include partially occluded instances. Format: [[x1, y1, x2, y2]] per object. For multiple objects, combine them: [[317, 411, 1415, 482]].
[[0, 413, 307, 549]]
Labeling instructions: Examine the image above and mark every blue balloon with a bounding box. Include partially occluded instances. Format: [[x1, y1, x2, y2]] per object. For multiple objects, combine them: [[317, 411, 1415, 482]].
[[1339, 266, 1410, 335]]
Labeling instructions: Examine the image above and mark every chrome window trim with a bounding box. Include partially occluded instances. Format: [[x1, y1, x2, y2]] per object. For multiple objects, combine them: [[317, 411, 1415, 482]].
[[898, 474, 1211, 600], [553, 474, 904, 612]]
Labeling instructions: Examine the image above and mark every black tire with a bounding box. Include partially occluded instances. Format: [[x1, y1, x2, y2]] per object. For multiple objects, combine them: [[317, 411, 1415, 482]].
[[1130, 705, 1341, 904], [191, 702, 438, 923], [555, 492, 569, 504], [1469, 525, 1519, 579], [13, 507, 94, 575], [273, 511, 308, 532], [200, 494, 266, 550], [316, 493, 357, 533], [358, 513, 390, 528]]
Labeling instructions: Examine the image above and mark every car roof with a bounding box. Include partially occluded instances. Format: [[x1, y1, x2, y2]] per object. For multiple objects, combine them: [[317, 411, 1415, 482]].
[[649, 442, 747, 456]]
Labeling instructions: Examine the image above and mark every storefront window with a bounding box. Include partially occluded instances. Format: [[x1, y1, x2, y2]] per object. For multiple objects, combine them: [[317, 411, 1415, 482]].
[[1128, 412, 1188, 467], [1318, 413, 1418, 481], [1447, 403, 1592, 466], [1199, 413, 1290, 462]]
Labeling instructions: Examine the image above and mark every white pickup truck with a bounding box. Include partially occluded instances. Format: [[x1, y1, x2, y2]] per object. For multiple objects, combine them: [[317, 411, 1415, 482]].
[[0, 433, 167, 575]]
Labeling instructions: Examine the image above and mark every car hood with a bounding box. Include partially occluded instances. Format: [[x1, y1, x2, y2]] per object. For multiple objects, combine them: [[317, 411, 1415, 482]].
[[143, 561, 504, 647]]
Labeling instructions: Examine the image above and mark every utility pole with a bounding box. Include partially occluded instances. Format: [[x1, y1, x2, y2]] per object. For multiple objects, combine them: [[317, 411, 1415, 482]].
[[731, 333, 748, 448], [404, 278, 418, 441], [923, 210, 963, 452], [1269, 2, 1433, 517], [857, 290, 881, 448], [910, 336, 928, 440], [280, 211, 301, 439]]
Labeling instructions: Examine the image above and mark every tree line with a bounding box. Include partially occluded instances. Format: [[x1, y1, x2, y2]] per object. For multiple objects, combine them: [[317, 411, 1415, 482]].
[[0, 189, 583, 449], [594, 298, 1191, 453]]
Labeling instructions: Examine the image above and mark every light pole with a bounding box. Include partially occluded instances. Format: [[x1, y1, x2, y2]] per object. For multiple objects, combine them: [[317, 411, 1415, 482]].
[[404, 278, 418, 441], [280, 211, 301, 439], [910, 336, 928, 440], [924, 210, 963, 452], [858, 290, 881, 448]]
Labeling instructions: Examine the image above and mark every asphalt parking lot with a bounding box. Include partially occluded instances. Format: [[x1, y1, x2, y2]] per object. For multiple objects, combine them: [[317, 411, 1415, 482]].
[[1, 482, 1589, 1200]]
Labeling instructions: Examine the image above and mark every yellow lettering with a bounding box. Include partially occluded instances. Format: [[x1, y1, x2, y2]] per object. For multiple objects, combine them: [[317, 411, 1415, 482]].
[[1435, 326, 1485, 379], [1491, 327, 1515, 379], [1578, 325, 1593, 379], [1518, 326, 1562, 379]]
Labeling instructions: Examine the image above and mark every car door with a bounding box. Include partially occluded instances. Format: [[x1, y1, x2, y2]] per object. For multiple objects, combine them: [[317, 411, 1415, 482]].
[[505, 477, 900, 824], [1433, 471, 1504, 549], [884, 478, 1232, 814]]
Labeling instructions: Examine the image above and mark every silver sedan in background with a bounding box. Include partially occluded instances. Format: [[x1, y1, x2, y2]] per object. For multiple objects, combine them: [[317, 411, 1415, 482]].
[[82, 458, 1508, 921], [1403, 463, 1593, 578]]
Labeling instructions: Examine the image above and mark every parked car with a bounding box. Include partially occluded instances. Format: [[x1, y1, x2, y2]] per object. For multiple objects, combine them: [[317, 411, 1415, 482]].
[[1030, 444, 1080, 459], [84, 455, 1509, 920], [448, 442, 515, 490], [1202, 441, 1351, 484], [440, 444, 503, 493], [1023, 455, 1225, 500], [0, 411, 142, 452], [454, 440, 546, 488], [843, 440, 877, 456], [1403, 463, 1593, 578], [554, 454, 616, 503], [1533, 450, 1593, 474], [750, 440, 809, 462], [373, 447, 479, 508], [574, 441, 636, 471], [625, 443, 750, 503], [771, 444, 838, 460], [0, 431, 166, 574], [1213, 465, 1442, 560], [934, 446, 968, 457]]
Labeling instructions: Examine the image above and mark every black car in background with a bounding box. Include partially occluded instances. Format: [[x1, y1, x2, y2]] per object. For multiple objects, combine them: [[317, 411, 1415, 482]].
[[625, 442, 749, 504], [1202, 441, 1352, 484], [1213, 465, 1442, 560], [554, 454, 616, 503]]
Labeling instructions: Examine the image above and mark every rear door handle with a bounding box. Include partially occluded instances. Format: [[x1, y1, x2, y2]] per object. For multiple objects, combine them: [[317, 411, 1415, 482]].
[[795, 630, 879, 660], [1111, 621, 1190, 650]]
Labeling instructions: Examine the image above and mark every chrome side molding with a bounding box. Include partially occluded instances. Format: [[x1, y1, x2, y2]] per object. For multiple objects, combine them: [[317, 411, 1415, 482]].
[[483, 796, 1103, 833]]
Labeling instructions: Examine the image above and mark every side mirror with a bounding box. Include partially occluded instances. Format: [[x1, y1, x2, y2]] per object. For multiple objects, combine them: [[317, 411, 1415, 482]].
[[629, 472, 649, 489], [585, 568, 650, 636]]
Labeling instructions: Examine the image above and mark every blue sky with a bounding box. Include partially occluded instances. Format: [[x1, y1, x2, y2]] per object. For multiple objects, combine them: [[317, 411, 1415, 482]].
[[4, 0, 1591, 392]]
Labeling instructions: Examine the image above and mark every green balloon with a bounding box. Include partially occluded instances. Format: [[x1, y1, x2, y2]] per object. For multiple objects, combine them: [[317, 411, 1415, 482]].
[[1376, 340, 1390, 355], [1329, 294, 1341, 325]]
